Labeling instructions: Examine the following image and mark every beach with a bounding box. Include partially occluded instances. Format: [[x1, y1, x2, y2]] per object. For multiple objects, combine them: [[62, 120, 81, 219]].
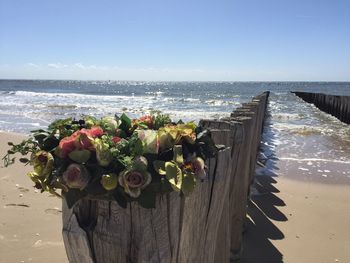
[[1, 131, 350, 263], [242, 175, 350, 263], [0, 132, 68, 263]]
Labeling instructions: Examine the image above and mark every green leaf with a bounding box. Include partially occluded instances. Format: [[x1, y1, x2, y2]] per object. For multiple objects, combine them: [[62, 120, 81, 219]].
[[19, 158, 29, 163], [182, 173, 196, 196], [68, 149, 91, 163], [85, 179, 108, 196], [173, 145, 184, 164], [137, 122, 149, 129], [112, 188, 128, 209], [165, 162, 182, 192], [63, 189, 88, 209], [177, 119, 184, 124], [138, 189, 156, 209], [42, 136, 59, 151], [153, 160, 166, 175], [131, 138, 143, 155], [119, 113, 132, 131], [30, 129, 46, 133], [33, 132, 49, 143]]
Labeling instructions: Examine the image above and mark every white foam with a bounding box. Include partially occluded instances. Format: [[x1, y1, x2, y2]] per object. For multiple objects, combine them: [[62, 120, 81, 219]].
[[280, 157, 350, 164]]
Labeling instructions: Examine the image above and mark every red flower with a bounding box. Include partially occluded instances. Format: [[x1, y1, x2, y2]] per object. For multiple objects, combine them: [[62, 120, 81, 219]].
[[58, 136, 78, 157], [89, 126, 104, 137], [139, 115, 154, 128], [112, 136, 122, 144], [57, 127, 103, 158]]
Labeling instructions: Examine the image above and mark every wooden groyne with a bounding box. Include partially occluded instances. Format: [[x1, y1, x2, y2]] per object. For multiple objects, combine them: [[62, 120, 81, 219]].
[[62, 91, 270, 263], [292, 91, 350, 124]]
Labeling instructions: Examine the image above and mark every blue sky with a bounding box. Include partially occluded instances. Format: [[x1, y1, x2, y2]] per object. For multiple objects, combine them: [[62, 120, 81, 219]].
[[0, 0, 349, 81]]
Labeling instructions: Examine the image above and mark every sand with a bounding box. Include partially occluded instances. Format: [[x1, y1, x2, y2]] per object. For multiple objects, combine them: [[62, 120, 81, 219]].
[[0, 132, 68, 263], [1, 131, 350, 263], [241, 175, 350, 263]]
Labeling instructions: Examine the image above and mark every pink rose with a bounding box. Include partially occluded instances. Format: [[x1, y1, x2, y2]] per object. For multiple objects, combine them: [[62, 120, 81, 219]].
[[89, 126, 104, 137], [139, 115, 154, 128], [58, 136, 78, 158], [57, 127, 100, 158], [63, 163, 90, 190], [75, 130, 94, 150], [192, 157, 206, 179], [112, 136, 122, 144]]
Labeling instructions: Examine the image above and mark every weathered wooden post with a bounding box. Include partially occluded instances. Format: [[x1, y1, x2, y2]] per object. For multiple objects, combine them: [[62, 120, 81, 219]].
[[61, 92, 270, 263], [62, 124, 233, 263], [292, 91, 350, 124]]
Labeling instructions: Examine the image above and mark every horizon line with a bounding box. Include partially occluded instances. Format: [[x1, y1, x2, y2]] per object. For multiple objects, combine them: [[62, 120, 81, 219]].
[[1, 78, 350, 83]]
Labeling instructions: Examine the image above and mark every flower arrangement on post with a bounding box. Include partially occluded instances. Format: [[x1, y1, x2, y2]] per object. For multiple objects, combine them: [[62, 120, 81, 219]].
[[3, 113, 217, 209]]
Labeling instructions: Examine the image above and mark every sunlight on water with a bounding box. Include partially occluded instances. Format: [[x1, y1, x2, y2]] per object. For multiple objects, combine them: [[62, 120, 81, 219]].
[[1, 80, 349, 182]]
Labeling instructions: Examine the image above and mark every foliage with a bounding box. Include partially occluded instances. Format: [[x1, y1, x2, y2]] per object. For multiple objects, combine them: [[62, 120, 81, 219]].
[[3, 113, 218, 209]]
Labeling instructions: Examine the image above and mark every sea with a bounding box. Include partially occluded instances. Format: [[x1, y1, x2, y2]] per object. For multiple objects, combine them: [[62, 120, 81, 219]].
[[1, 80, 349, 183]]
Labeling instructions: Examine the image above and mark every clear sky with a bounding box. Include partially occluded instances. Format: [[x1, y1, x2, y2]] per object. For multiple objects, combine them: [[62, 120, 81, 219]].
[[0, 0, 349, 81]]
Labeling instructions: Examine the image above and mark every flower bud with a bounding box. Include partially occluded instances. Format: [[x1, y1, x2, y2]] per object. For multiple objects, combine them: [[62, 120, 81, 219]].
[[101, 173, 118, 191]]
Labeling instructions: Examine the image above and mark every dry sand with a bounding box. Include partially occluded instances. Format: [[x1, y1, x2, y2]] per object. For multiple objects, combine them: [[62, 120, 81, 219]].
[[241, 175, 350, 263], [1, 131, 350, 263], [0, 132, 68, 263]]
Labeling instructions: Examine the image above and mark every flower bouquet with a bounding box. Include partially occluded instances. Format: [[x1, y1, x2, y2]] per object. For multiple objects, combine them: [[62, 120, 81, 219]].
[[3, 113, 217, 209]]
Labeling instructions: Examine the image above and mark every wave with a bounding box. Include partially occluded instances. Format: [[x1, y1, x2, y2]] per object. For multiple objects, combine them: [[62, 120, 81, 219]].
[[279, 157, 350, 164], [13, 90, 149, 100]]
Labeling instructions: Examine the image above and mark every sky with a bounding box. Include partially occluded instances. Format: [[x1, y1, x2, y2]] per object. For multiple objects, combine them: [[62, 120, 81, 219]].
[[0, 0, 349, 81]]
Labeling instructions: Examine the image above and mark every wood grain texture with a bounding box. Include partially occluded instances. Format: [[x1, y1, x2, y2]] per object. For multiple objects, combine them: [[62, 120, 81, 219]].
[[62, 92, 270, 263]]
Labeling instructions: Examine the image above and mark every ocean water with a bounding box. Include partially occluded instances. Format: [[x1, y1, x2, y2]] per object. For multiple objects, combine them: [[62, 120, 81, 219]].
[[1, 80, 350, 183]]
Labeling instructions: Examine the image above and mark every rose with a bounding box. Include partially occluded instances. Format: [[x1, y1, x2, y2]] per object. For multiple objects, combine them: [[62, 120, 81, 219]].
[[94, 138, 112, 167], [192, 157, 206, 179], [75, 129, 95, 149], [137, 130, 159, 154], [62, 163, 90, 190], [57, 136, 77, 158], [89, 126, 104, 137], [57, 127, 103, 158], [32, 151, 54, 178], [158, 128, 175, 150], [157, 124, 196, 150], [118, 170, 152, 198], [27, 151, 54, 184], [139, 115, 154, 128], [118, 157, 151, 198], [100, 116, 120, 135], [112, 136, 122, 144]]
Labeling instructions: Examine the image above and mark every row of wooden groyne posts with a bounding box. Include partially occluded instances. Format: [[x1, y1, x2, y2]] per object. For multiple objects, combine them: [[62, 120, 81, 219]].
[[292, 91, 350, 124], [62, 91, 270, 263]]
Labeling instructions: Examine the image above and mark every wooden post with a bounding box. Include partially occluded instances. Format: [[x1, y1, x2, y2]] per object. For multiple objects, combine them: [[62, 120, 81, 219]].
[[62, 92, 270, 263], [292, 91, 350, 124], [62, 127, 232, 263]]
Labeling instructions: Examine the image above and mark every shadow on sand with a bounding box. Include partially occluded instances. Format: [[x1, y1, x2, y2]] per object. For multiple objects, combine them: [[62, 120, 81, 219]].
[[239, 110, 287, 263]]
